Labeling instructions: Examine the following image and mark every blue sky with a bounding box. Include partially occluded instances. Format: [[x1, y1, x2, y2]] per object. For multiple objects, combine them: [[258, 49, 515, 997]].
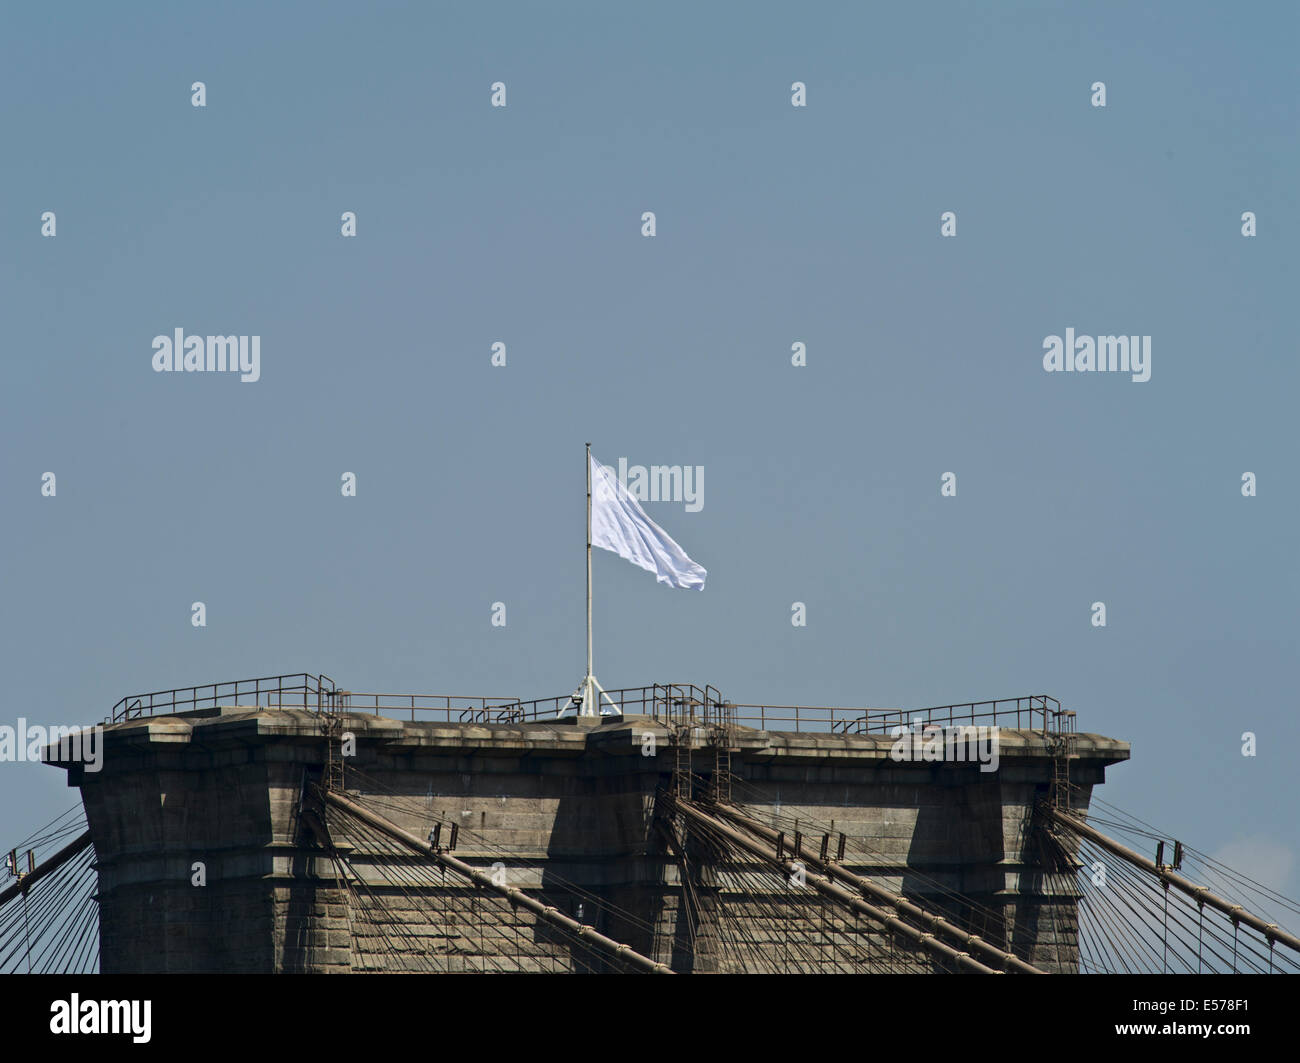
[[2, 1, 1297, 901]]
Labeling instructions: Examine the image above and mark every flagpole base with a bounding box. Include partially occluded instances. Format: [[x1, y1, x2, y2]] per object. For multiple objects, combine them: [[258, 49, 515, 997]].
[[559, 674, 622, 719]]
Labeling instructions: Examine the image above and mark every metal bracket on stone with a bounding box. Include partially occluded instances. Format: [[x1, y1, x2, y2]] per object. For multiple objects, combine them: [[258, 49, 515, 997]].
[[427, 821, 458, 853]]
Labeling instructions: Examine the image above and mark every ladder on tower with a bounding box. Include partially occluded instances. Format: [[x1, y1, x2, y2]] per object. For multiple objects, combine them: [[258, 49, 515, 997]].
[[318, 687, 347, 792], [706, 692, 736, 803], [711, 742, 732, 803], [674, 724, 693, 800], [1049, 709, 1077, 811]]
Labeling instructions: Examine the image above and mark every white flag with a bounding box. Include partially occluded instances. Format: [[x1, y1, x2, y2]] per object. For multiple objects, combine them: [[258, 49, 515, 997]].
[[590, 454, 706, 590]]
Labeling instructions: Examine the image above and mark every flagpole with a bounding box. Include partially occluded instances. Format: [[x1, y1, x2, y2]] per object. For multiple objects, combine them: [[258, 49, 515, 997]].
[[571, 444, 631, 720], [586, 442, 593, 690]]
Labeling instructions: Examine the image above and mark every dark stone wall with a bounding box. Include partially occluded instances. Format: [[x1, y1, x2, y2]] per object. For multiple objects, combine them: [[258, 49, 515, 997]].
[[53, 707, 1128, 973]]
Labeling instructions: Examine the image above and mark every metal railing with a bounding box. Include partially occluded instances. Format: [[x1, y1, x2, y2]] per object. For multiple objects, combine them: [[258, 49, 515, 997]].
[[727, 703, 884, 733], [108, 673, 338, 723], [831, 695, 1064, 737], [105, 677, 1070, 737], [481, 683, 733, 726], [332, 691, 522, 722]]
